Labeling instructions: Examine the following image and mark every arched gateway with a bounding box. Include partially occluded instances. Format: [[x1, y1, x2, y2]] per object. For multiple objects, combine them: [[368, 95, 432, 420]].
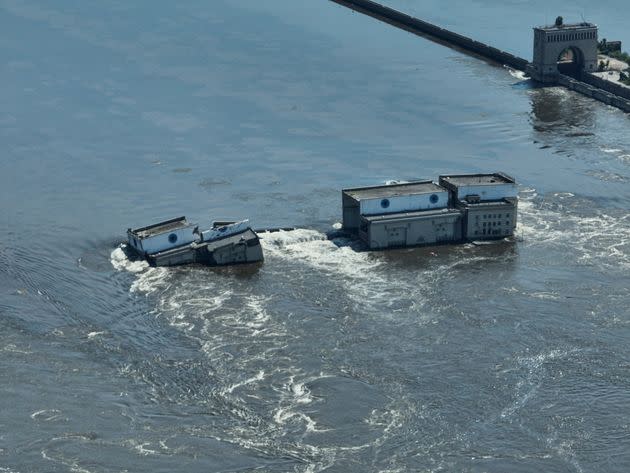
[[528, 18, 598, 83]]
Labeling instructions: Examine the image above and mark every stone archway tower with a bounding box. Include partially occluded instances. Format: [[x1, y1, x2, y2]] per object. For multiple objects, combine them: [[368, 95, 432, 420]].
[[528, 18, 598, 83]]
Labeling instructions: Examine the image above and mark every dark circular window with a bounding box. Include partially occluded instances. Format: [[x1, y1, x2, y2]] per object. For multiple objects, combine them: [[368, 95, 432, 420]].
[[168, 233, 178, 244], [429, 193, 439, 204], [380, 198, 390, 209]]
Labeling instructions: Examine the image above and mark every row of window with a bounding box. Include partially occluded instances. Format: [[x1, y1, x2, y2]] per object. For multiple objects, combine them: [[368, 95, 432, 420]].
[[481, 221, 511, 227], [474, 229, 508, 236], [476, 213, 511, 219], [547, 31, 595, 42]]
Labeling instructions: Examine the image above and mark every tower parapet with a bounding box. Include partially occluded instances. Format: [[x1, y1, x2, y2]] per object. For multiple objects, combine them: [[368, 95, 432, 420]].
[[528, 19, 598, 83]]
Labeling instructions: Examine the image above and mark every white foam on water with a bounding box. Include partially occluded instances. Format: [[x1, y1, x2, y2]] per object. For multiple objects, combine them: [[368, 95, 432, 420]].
[[129, 267, 170, 294], [601, 147, 623, 154], [110, 246, 148, 273], [2, 343, 32, 354], [87, 331, 106, 339], [225, 370, 266, 395], [123, 439, 160, 456], [40, 448, 93, 473], [260, 229, 426, 312], [506, 67, 527, 80], [544, 433, 585, 473], [501, 348, 580, 420], [110, 246, 172, 295], [272, 408, 323, 433], [288, 376, 314, 405], [30, 409, 65, 422], [517, 193, 630, 271], [529, 291, 561, 300], [243, 295, 271, 329]]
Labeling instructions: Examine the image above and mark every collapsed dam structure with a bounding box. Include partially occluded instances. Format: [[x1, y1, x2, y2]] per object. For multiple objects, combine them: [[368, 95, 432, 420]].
[[330, 0, 630, 113], [342, 173, 518, 250]]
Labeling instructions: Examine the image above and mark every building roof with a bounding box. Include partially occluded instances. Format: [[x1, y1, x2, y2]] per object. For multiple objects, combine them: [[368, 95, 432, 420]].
[[439, 172, 515, 187], [362, 207, 460, 222], [129, 216, 192, 239], [342, 181, 445, 200], [536, 22, 596, 32]]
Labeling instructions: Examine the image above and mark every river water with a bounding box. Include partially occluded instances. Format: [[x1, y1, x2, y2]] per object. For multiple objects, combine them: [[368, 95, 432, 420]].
[[1, 1, 629, 472]]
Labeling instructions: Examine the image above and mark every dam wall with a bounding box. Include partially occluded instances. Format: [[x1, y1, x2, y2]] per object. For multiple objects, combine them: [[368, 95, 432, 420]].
[[330, 0, 530, 70], [330, 0, 630, 114], [559, 75, 630, 112], [580, 73, 630, 101]]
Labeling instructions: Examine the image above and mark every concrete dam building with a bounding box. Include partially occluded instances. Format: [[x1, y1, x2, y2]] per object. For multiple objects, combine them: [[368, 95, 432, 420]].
[[528, 18, 598, 83], [342, 173, 518, 250]]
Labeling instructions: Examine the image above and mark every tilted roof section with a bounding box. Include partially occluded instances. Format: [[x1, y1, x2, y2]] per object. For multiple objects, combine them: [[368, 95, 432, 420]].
[[129, 216, 191, 239]]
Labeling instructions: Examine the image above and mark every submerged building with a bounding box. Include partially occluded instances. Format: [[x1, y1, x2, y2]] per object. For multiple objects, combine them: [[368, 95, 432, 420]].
[[126, 217, 263, 267], [438, 173, 518, 240], [342, 173, 517, 250]]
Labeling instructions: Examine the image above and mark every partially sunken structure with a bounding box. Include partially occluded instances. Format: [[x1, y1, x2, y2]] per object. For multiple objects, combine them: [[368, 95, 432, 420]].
[[127, 217, 263, 267], [342, 173, 518, 249]]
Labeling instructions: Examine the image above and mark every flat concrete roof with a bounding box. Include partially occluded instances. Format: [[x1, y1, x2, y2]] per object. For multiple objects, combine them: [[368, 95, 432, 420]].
[[439, 173, 515, 187], [536, 22, 596, 32], [343, 181, 445, 200], [362, 207, 460, 222], [130, 216, 191, 238]]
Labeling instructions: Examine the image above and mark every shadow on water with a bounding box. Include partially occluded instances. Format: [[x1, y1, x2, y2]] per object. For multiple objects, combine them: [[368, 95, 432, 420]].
[[511, 78, 537, 90], [373, 239, 518, 270], [327, 229, 518, 269], [529, 86, 596, 132], [197, 261, 263, 279]]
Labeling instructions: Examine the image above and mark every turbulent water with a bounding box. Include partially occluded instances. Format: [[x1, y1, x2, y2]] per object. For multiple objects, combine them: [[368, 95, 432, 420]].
[[1, 1, 629, 472]]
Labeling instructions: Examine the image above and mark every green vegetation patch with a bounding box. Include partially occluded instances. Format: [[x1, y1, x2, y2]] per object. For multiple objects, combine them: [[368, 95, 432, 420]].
[[598, 39, 630, 66]]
